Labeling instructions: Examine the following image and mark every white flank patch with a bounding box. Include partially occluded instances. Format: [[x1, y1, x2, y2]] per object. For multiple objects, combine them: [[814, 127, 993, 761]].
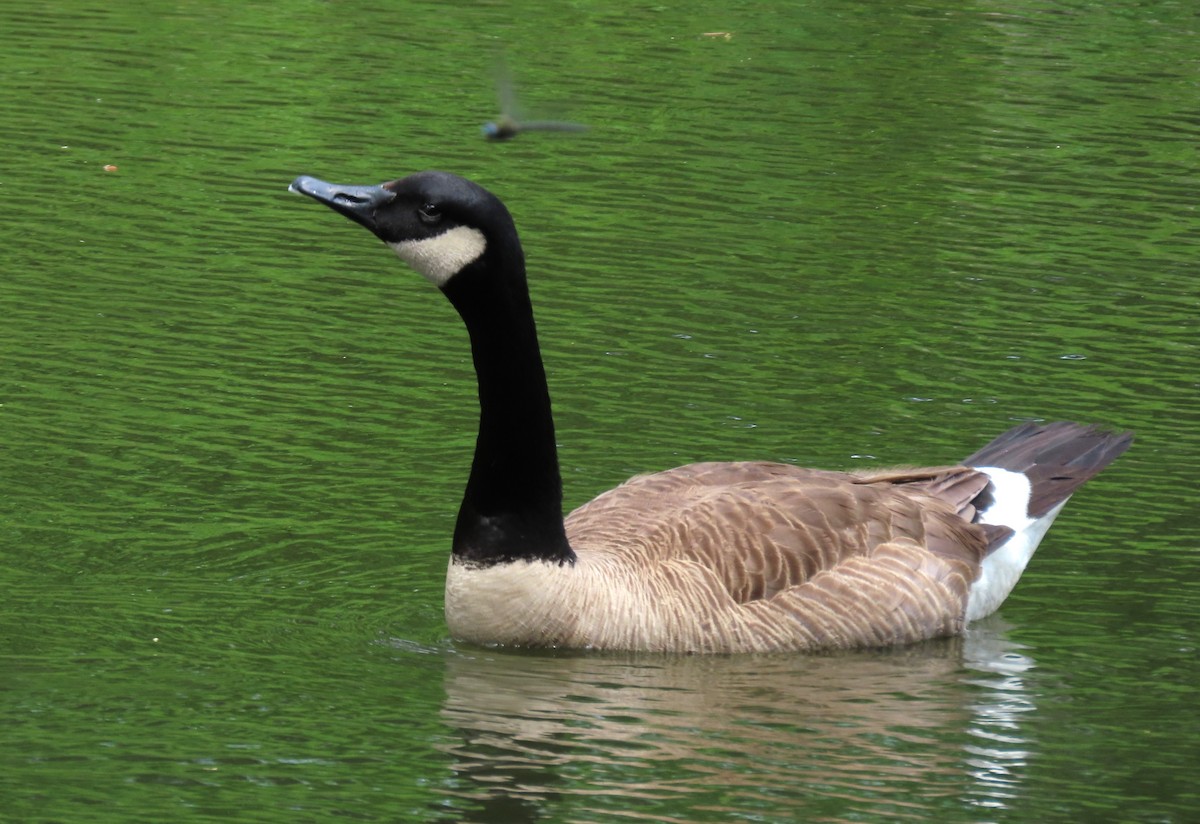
[[389, 226, 487, 287], [966, 466, 1070, 622]]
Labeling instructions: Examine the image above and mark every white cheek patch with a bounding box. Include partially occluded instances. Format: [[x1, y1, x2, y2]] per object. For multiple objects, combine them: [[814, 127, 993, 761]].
[[388, 226, 487, 287]]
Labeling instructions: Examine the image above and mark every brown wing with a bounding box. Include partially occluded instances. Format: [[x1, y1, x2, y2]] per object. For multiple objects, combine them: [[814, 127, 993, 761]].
[[565, 461, 991, 608], [852, 465, 1015, 553], [566, 460, 988, 647]]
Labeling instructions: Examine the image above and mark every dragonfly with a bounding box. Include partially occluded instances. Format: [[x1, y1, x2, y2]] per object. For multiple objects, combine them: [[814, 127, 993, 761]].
[[482, 114, 589, 141], [481, 61, 587, 141]]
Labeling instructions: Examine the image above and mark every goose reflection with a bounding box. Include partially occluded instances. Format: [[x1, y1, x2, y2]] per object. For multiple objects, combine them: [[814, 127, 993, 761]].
[[960, 618, 1039, 810], [433, 618, 1036, 821]]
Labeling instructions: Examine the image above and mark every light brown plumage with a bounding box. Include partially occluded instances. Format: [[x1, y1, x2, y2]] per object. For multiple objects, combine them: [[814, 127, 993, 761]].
[[448, 462, 986, 653]]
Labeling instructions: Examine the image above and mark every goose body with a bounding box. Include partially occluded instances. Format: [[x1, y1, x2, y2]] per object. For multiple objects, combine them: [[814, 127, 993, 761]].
[[290, 171, 1132, 654]]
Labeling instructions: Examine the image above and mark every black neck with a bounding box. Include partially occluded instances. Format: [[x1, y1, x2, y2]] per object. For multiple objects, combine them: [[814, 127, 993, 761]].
[[440, 249, 575, 566]]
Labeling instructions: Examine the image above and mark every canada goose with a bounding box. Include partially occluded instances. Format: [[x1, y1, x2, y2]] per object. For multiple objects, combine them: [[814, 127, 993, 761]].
[[289, 171, 1132, 654]]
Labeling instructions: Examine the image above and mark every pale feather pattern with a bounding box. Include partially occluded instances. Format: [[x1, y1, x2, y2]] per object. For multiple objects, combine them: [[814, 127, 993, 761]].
[[388, 226, 487, 287], [446, 461, 992, 653]]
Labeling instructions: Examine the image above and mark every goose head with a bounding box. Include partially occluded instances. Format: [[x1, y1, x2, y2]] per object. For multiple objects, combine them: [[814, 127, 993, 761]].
[[289, 172, 522, 293], [290, 171, 571, 567]]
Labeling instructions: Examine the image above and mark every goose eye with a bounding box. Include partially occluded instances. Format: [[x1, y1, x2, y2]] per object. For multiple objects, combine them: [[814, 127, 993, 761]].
[[418, 203, 443, 225]]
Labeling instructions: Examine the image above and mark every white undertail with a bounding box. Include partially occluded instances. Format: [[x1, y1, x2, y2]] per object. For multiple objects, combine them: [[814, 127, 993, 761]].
[[965, 467, 1068, 622]]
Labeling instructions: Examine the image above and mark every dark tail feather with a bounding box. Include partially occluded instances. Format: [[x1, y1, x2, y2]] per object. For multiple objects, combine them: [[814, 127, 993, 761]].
[[964, 422, 1133, 518]]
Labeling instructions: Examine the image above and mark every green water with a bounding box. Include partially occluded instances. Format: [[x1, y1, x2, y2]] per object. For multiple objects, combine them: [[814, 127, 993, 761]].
[[2, 1, 1197, 821]]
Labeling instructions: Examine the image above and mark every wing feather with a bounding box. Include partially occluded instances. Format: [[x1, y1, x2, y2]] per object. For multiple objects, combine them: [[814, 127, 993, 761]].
[[564, 461, 989, 648]]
